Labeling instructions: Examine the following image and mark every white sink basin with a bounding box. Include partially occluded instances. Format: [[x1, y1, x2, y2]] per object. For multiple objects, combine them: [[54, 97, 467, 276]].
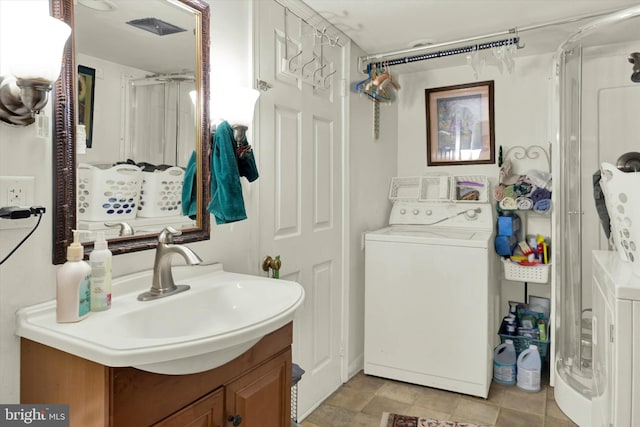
[[16, 264, 305, 374]]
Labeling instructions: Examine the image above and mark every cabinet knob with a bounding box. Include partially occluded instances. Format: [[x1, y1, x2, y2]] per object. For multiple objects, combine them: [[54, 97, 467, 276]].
[[228, 415, 242, 426]]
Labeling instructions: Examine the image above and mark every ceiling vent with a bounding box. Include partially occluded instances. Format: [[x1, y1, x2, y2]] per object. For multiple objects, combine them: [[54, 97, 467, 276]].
[[126, 18, 186, 36]]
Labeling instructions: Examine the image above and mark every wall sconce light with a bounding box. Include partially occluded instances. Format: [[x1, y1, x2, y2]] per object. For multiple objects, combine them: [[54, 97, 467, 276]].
[[211, 86, 260, 143], [0, 14, 71, 126]]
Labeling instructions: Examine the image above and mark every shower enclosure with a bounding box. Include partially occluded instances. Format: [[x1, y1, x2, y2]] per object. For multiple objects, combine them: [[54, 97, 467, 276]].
[[553, 5, 640, 426], [125, 73, 196, 168]]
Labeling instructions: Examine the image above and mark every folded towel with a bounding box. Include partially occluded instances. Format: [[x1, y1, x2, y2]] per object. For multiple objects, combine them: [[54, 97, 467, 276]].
[[530, 187, 551, 204], [181, 150, 198, 219], [503, 185, 517, 200], [534, 199, 552, 213], [515, 196, 533, 210], [208, 121, 247, 224], [513, 181, 532, 197], [499, 197, 517, 210], [525, 169, 552, 189]]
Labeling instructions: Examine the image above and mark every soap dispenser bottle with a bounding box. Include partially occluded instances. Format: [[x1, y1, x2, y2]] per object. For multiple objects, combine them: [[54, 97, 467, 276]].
[[90, 231, 112, 311], [56, 230, 91, 323]]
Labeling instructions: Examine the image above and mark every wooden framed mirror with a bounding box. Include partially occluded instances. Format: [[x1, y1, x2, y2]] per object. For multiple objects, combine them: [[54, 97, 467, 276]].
[[51, 0, 210, 264]]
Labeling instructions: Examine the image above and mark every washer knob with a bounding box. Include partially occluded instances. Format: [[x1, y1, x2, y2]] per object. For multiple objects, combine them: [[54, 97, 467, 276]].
[[425, 210, 432, 216], [399, 209, 406, 215], [464, 208, 480, 220], [413, 209, 420, 215]]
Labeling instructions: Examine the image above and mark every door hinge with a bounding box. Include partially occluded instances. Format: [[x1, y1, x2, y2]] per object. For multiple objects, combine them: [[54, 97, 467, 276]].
[[609, 324, 614, 343], [257, 79, 272, 91]]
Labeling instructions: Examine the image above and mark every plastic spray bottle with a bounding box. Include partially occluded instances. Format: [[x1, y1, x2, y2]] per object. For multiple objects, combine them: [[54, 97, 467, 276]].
[[56, 230, 91, 323], [90, 231, 112, 311]]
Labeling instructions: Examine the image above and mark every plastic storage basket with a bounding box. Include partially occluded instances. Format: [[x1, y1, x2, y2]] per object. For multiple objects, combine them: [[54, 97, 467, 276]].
[[77, 163, 142, 221], [498, 320, 549, 358], [137, 167, 185, 218], [599, 162, 640, 272], [451, 175, 489, 202], [502, 258, 550, 284]]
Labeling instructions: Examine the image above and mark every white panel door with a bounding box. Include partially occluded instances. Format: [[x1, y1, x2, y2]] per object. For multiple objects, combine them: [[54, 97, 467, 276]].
[[256, 0, 344, 417]]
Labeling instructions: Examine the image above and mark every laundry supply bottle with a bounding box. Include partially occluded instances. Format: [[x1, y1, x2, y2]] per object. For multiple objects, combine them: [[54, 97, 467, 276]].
[[56, 230, 91, 323], [516, 344, 542, 392], [493, 339, 517, 385], [89, 231, 112, 311]]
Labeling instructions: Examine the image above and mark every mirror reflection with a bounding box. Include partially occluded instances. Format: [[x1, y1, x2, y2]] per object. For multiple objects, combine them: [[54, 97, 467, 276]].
[[74, 0, 199, 242]]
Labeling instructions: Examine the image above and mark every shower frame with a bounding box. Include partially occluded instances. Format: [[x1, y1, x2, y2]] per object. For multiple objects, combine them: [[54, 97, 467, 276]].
[[552, 5, 640, 426]]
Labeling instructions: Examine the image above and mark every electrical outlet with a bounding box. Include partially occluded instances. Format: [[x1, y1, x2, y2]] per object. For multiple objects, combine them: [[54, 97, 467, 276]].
[[0, 176, 36, 230]]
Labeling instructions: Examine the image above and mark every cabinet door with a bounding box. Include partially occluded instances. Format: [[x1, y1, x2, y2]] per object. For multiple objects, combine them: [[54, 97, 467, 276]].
[[154, 388, 225, 427], [225, 349, 291, 427]]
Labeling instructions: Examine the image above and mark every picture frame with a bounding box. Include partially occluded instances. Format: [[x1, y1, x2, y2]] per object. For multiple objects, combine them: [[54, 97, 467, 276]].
[[425, 80, 495, 166], [77, 65, 96, 148]]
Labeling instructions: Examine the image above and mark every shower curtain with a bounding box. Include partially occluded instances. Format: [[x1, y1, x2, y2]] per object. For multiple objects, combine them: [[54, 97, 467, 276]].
[[126, 78, 196, 168]]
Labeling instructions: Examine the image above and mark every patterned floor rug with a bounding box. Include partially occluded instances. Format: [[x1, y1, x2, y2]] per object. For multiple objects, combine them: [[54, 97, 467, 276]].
[[380, 412, 491, 427]]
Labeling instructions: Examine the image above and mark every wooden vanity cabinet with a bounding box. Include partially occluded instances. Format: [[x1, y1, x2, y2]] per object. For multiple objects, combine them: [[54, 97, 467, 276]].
[[21, 323, 293, 427], [153, 388, 224, 427]]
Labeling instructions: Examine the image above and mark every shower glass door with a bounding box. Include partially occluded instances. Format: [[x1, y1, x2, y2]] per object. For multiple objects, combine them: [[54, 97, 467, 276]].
[[556, 43, 593, 396]]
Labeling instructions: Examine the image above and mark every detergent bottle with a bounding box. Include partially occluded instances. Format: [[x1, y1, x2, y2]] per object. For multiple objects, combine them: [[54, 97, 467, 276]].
[[493, 340, 517, 385], [517, 344, 541, 392]]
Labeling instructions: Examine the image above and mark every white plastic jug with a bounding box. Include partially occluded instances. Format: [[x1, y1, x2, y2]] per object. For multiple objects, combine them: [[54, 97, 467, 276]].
[[517, 344, 541, 392], [493, 340, 517, 385]]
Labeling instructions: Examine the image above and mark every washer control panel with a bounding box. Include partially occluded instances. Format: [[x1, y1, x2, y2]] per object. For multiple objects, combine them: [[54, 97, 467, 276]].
[[389, 201, 493, 229]]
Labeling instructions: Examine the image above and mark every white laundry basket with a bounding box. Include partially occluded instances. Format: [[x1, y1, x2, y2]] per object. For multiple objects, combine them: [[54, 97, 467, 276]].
[[599, 162, 640, 272], [77, 163, 143, 221], [137, 167, 185, 218]]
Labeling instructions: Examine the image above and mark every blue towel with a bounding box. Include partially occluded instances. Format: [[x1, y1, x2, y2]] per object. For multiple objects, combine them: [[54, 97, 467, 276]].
[[181, 150, 198, 219], [208, 121, 247, 224]]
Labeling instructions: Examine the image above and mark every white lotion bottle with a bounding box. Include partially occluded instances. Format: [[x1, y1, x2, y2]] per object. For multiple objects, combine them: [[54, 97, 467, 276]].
[[90, 231, 112, 311], [56, 230, 91, 323]]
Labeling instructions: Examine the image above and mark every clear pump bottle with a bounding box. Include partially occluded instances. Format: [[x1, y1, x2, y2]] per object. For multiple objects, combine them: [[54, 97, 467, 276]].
[[89, 231, 112, 311]]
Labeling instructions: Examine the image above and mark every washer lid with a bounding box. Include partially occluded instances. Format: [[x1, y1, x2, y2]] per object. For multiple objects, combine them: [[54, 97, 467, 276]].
[[593, 250, 640, 301], [366, 225, 491, 247]]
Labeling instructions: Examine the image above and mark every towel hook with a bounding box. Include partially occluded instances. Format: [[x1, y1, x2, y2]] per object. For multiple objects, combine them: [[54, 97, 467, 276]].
[[288, 50, 303, 72], [323, 69, 337, 89], [313, 63, 328, 85], [301, 57, 317, 78]]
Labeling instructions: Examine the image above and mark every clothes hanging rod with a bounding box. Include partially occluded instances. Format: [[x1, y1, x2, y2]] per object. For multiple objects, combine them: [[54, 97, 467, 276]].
[[358, 6, 630, 69], [366, 36, 520, 70]]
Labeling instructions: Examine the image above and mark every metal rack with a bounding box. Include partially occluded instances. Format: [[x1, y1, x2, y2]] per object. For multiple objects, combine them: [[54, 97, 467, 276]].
[[497, 144, 551, 301]]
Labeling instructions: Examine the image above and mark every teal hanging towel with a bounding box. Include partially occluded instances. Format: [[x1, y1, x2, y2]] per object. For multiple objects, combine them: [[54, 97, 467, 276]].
[[181, 150, 198, 219], [207, 121, 247, 224]]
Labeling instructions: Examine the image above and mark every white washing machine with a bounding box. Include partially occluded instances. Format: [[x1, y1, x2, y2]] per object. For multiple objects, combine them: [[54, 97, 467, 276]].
[[591, 250, 640, 427], [364, 177, 498, 398]]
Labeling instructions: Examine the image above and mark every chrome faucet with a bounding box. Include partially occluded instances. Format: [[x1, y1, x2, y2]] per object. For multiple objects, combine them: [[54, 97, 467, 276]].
[[138, 227, 203, 301], [104, 221, 134, 237]]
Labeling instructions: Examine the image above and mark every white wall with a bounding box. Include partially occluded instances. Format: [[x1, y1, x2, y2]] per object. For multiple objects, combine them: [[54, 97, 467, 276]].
[[75, 53, 148, 165], [396, 52, 555, 313], [579, 40, 640, 308], [345, 43, 398, 377], [0, 0, 255, 403]]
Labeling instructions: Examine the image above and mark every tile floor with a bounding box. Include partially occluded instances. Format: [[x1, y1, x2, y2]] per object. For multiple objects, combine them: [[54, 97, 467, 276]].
[[300, 369, 578, 427]]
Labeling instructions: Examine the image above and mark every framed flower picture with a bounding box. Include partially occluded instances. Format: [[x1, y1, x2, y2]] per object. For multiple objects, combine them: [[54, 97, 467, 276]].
[[425, 81, 495, 166]]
